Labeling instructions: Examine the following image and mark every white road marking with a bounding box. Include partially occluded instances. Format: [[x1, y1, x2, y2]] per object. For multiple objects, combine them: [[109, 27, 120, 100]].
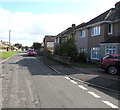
[[78, 85, 88, 90], [65, 76, 70, 80], [102, 100, 119, 108], [88, 91, 101, 98], [70, 80, 77, 84]]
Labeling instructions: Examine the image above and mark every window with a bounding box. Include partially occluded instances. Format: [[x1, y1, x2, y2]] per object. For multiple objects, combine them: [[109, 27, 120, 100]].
[[80, 30, 86, 37], [55, 38, 57, 43], [108, 24, 112, 34], [105, 46, 116, 55], [57, 37, 59, 43], [115, 56, 120, 60], [91, 47, 100, 60], [91, 26, 100, 36], [79, 48, 85, 53]]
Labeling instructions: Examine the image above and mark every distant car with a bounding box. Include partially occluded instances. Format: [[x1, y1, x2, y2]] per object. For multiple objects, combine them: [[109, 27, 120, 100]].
[[27, 49, 36, 56], [99, 54, 120, 75]]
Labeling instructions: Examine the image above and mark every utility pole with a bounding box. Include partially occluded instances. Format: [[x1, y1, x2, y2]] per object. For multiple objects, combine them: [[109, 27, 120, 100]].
[[9, 29, 11, 46]]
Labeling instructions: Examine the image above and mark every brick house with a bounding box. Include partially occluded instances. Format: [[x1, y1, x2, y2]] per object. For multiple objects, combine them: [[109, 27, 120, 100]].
[[74, 1, 120, 61]]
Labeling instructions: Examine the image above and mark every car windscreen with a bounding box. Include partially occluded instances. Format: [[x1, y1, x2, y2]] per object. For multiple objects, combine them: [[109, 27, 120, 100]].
[[114, 56, 120, 60], [28, 50, 34, 51], [103, 55, 111, 59]]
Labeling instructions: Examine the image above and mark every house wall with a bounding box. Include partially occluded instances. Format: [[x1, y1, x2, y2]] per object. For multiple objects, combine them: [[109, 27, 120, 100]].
[[113, 21, 120, 36], [74, 30, 88, 54], [74, 20, 120, 61], [87, 24, 105, 59], [46, 42, 54, 48]]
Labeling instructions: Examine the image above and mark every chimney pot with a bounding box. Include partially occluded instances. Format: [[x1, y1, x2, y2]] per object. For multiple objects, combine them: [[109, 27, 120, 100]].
[[115, 1, 120, 10], [72, 24, 76, 28]]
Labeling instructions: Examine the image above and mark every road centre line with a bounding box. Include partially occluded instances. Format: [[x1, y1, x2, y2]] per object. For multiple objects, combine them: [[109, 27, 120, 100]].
[[78, 85, 88, 90], [102, 100, 119, 108], [65, 76, 70, 80], [70, 80, 78, 84], [88, 91, 101, 98]]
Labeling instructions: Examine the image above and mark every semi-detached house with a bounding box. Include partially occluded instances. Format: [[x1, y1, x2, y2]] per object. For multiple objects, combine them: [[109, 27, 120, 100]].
[[43, 35, 56, 52], [74, 1, 120, 62]]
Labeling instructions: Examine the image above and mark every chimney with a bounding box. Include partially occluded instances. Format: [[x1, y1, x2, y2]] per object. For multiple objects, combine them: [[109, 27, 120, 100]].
[[72, 24, 76, 28], [115, 1, 120, 10]]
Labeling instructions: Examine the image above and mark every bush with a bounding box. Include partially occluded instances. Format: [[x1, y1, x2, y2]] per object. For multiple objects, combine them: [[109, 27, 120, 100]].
[[76, 52, 87, 63], [54, 37, 78, 61]]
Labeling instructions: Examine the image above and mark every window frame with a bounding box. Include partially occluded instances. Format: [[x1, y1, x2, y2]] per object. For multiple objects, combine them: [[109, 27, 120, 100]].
[[105, 46, 116, 55], [80, 30, 86, 38], [108, 24, 113, 34], [91, 26, 101, 36], [79, 48, 85, 53], [91, 47, 100, 60]]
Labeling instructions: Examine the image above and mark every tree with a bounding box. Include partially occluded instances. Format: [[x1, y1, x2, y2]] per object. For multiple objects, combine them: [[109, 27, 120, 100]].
[[55, 36, 78, 61], [23, 46, 29, 50], [14, 43, 22, 49], [32, 42, 41, 50]]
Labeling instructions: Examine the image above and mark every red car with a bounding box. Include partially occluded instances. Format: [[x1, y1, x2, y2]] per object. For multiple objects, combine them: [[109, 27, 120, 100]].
[[99, 54, 120, 75], [27, 49, 36, 56]]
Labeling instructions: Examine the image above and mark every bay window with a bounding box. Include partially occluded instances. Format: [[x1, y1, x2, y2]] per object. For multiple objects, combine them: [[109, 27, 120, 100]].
[[105, 46, 116, 55]]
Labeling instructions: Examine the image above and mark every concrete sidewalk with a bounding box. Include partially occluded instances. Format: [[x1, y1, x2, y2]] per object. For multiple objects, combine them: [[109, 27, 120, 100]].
[[37, 55, 120, 93]]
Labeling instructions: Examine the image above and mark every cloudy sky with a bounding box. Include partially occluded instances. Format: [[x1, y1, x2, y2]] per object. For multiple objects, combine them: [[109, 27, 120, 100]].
[[0, 0, 119, 46]]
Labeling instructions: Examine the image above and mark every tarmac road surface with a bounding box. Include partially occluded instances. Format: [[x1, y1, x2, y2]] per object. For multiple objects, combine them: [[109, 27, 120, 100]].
[[1, 52, 119, 109]]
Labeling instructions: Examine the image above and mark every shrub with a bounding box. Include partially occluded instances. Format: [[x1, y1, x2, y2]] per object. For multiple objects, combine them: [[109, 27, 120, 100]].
[[54, 36, 78, 61], [76, 52, 87, 63]]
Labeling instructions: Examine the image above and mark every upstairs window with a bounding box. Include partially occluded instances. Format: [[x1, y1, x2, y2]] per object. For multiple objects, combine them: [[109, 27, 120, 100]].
[[80, 30, 86, 38], [108, 24, 113, 34], [91, 26, 100, 36]]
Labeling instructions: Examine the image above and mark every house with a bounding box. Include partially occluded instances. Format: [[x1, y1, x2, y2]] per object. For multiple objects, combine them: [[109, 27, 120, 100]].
[[74, 1, 120, 62], [43, 35, 56, 52], [0, 40, 9, 48], [55, 24, 76, 45]]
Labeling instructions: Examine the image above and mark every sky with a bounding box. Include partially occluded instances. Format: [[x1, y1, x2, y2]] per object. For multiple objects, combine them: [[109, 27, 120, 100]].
[[0, 0, 119, 47]]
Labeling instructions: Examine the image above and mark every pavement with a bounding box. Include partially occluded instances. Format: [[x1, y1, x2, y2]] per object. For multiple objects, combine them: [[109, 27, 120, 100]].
[[37, 55, 120, 93]]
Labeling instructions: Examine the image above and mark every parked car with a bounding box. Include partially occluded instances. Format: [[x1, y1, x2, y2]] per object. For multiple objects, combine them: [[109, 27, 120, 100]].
[[99, 54, 120, 75], [27, 49, 36, 56]]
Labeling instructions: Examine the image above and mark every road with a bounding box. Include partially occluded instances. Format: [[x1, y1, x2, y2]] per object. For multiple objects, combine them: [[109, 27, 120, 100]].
[[1, 52, 119, 108]]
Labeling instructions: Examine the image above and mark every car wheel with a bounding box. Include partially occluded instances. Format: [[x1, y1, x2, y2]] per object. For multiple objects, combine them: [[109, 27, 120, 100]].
[[108, 66, 118, 75]]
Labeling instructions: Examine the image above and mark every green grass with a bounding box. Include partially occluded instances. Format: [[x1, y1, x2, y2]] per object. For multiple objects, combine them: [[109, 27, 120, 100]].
[[0, 51, 19, 59], [71, 62, 98, 68]]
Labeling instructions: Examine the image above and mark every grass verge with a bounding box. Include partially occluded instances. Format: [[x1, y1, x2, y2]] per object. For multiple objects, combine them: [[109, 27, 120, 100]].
[[71, 62, 98, 68], [0, 51, 19, 59]]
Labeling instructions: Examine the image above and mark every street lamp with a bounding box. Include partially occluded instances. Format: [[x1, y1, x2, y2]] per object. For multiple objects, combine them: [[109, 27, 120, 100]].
[[9, 29, 11, 46]]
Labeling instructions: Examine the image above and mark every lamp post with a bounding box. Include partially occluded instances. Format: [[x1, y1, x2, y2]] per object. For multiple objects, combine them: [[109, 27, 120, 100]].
[[9, 29, 11, 46]]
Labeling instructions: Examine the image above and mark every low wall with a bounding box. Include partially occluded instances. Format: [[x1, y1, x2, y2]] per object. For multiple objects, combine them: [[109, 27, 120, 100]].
[[46, 52, 71, 65]]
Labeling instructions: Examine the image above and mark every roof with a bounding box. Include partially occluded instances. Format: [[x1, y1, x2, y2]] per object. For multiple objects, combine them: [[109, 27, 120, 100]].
[[57, 28, 72, 37], [57, 25, 75, 37], [76, 2, 120, 30], [75, 23, 87, 30], [101, 36, 120, 43], [44, 35, 56, 42]]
